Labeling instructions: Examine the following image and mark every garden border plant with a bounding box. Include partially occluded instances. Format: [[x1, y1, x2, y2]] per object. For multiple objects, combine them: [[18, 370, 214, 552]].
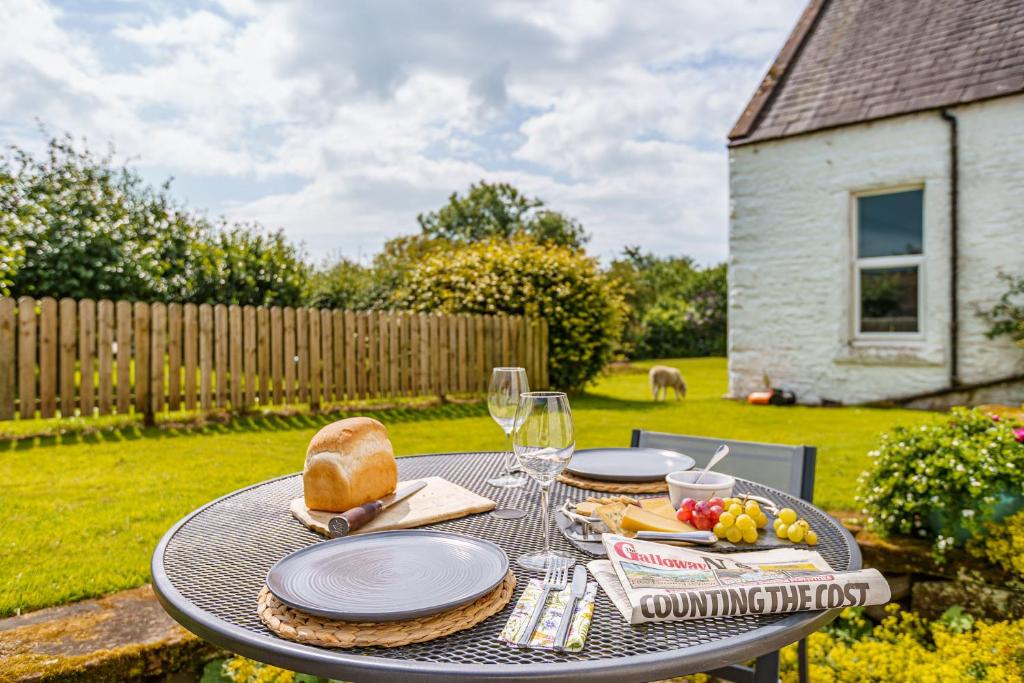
[[857, 407, 1024, 559]]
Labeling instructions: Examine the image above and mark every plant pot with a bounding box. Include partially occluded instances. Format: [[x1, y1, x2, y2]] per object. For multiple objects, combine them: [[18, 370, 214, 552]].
[[924, 493, 1023, 546]]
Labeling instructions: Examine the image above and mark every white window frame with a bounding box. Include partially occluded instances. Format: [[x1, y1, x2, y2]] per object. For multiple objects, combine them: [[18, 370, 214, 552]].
[[850, 185, 926, 342]]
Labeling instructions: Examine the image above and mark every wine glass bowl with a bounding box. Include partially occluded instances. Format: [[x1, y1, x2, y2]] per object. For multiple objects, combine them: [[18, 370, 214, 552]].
[[486, 367, 529, 488], [512, 391, 575, 571]]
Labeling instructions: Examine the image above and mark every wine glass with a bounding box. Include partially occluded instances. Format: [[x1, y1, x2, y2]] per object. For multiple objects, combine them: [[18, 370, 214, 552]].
[[486, 367, 529, 488], [512, 391, 575, 571]]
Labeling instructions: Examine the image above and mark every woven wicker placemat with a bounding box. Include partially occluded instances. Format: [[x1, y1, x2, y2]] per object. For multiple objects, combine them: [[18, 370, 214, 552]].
[[258, 571, 516, 648], [557, 472, 668, 493]]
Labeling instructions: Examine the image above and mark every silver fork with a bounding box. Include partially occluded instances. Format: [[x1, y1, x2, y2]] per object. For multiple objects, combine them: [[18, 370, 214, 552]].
[[516, 562, 570, 646]]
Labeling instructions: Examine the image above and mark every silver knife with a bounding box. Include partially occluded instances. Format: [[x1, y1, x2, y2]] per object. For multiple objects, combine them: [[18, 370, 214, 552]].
[[327, 481, 427, 538], [553, 565, 587, 651], [634, 530, 718, 545]]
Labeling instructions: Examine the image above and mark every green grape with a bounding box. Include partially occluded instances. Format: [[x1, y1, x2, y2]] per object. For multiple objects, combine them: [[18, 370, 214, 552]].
[[718, 511, 736, 528], [741, 527, 758, 544], [778, 508, 797, 525], [713, 522, 728, 539], [735, 514, 755, 531], [726, 526, 743, 543]]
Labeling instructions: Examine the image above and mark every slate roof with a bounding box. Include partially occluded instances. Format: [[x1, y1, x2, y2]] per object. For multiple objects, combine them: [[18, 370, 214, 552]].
[[729, 0, 1024, 146]]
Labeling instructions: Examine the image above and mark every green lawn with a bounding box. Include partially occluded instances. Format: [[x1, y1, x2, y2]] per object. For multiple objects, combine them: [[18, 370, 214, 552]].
[[0, 357, 940, 617]]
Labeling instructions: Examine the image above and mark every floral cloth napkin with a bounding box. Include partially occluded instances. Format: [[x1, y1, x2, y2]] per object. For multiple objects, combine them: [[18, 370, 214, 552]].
[[499, 578, 598, 652]]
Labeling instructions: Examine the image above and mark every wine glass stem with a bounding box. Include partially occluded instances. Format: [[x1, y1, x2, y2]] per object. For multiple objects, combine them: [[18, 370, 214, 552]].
[[503, 430, 515, 475], [539, 483, 551, 554]]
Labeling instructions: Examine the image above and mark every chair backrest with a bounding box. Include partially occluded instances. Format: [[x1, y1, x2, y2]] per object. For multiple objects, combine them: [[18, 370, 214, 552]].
[[631, 428, 816, 502]]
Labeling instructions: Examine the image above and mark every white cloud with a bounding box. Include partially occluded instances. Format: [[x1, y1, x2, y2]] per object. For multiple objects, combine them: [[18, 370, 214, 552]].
[[0, 0, 806, 265]]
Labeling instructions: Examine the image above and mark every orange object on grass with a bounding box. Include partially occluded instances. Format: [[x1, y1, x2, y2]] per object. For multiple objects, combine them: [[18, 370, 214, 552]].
[[746, 390, 773, 405]]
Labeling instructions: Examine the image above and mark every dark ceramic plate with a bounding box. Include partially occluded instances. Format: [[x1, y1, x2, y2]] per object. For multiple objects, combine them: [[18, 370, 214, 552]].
[[566, 447, 695, 482], [266, 530, 508, 622]]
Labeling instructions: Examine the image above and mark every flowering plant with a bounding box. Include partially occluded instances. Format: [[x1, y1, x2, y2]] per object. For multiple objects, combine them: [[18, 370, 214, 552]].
[[392, 238, 626, 390], [857, 408, 1024, 558], [779, 605, 1024, 682]]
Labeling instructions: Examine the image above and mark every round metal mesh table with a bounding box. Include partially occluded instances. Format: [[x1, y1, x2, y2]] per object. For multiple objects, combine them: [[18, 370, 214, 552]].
[[152, 452, 861, 682]]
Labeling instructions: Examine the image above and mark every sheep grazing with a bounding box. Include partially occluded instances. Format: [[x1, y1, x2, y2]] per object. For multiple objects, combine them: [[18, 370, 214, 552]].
[[649, 365, 687, 401]]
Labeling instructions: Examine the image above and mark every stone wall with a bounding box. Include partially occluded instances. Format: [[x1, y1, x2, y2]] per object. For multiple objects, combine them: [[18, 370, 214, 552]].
[[728, 94, 1024, 405]]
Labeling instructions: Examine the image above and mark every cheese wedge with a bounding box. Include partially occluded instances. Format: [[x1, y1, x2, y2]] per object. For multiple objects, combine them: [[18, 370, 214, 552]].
[[621, 504, 696, 533], [594, 502, 627, 534], [639, 497, 678, 521], [575, 501, 601, 517]]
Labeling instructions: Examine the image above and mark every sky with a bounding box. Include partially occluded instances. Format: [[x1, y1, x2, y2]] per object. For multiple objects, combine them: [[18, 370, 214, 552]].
[[0, 0, 805, 265]]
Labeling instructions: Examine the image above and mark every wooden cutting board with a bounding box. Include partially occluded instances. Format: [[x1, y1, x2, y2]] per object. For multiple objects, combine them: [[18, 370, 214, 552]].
[[290, 476, 496, 538]]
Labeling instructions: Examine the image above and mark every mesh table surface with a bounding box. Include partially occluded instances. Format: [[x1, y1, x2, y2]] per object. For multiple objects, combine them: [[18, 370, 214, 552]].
[[152, 452, 860, 682]]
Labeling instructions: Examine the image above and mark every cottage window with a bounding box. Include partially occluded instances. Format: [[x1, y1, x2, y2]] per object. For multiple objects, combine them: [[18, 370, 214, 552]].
[[853, 188, 923, 336]]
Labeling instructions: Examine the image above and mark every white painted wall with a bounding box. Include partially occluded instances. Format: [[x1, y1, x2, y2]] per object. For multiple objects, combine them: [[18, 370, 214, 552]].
[[728, 94, 1024, 405]]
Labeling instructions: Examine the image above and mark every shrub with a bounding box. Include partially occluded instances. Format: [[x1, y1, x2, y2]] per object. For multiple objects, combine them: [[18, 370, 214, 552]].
[[393, 239, 625, 390], [979, 271, 1024, 349], [607, 249, 726, 358], [189, 222, 307, 307], [968, 509, 1024, 583], [857, 408, 1024, 557], [638, 288, 726, 358], [779, 605, 1024, 682]]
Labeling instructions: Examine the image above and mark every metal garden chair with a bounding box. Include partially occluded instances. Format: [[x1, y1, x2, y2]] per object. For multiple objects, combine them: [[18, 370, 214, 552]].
[[631, 428, 817, 683]]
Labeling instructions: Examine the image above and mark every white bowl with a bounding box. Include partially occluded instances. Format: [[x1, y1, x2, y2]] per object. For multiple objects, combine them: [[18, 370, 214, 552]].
[[666, 470, 735, 508]]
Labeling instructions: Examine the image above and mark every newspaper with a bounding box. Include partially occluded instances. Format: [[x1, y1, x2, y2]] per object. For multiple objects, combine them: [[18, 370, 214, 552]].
[[589, 535, 890, 625]]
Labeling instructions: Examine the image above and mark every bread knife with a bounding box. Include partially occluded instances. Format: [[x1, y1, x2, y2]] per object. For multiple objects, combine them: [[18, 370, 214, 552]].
[[327, 480, 427, 538]]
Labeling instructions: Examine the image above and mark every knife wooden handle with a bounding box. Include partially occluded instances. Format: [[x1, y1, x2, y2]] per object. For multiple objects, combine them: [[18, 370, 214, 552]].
[[328, 500, 382, 537]]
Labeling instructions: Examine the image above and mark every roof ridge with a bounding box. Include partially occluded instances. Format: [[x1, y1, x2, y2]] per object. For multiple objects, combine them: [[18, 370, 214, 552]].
[[728, 0, 831, 142]]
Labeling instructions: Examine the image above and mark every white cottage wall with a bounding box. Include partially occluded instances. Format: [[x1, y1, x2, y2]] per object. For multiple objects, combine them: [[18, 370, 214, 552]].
[[728, 94, 1024, 405]]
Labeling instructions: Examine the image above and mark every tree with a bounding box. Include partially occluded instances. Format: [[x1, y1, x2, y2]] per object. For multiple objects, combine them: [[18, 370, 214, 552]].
[[417, 181, 588, 249], [0, 135, 203, 301], [0, 134, 308, 305], [608, 247, 727, 358]]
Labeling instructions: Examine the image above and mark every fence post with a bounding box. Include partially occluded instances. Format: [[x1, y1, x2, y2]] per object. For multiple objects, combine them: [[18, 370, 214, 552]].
[[167, 302, 182, 412], [17, 297, 37, 419], [183, 303, 198, 411], [199, 304, 213, 411], [98, 300, 114, 415], [151, 302, 166, 415], [116, 301, 132, 414], [201, 305, 216, 411], [308, 307, 321, 411], [0, 298, 14, 420], [134, 301, 153, 426]]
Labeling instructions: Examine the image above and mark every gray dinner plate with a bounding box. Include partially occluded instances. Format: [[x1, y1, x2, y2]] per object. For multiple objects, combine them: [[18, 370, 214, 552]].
[[266, 530, 509, 622], [566, 447, 696, 482]]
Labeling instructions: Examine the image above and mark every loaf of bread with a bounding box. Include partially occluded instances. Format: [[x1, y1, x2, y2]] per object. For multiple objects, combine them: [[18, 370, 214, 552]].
[[303, 417, 398, 512]]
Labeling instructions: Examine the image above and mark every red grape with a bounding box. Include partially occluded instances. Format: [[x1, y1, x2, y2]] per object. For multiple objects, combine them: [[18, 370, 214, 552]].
[[709, 505, 723, 523], [676, 507, 692, 522], [708, 497, 724, 509], [681, 498, 696, 511]]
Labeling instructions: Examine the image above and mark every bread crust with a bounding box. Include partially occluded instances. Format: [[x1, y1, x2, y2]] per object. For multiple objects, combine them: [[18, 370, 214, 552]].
[[303, 417, 398, 512]]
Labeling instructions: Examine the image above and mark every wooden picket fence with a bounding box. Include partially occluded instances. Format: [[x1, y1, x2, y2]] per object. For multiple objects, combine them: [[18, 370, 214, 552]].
[[0, 296, 549, 421]]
